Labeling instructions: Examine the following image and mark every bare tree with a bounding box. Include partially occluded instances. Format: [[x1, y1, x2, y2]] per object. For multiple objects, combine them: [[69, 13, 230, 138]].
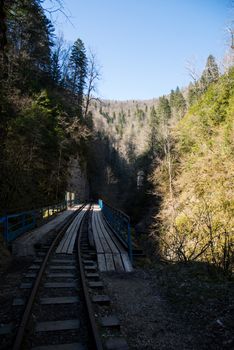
[[185, 57, 200, 82], [51, 33, 71, 85], [83, 50, 101, 118], [41, 0, 70, 19]]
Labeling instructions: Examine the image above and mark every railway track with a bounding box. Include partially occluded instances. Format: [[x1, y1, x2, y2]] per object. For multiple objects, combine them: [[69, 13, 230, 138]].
[[1, 204, 97, 350], [1, 203, 129, 350]]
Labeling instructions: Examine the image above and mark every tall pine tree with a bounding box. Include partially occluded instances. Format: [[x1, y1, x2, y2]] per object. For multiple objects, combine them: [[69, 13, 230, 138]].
[[200, 54, 219, 92], [69, 38, 87, 116]]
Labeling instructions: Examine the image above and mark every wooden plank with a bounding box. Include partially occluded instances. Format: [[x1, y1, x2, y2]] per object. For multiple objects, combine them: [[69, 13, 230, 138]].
[[24, 273, 37, 278], [96, 213, 120, 254], [60, 218, 79, 254], [56, 212, 81, 253], [56, 217, 78, 253], [47, 273, 75, 278], [92, 211, 105, 253], [40, 296, 79, 305], [88, 281, 104, 289], [29, 264, 40, 270], [105, 253, 115, 271], [101, 214, 127, 253], [82, 260, 95, 265], [66, 219, 81, 253], [85, 272, 99, 280], [51, 259, 75, 263], [94, 212, 112, 253], [84, 265, 97, 271], [92, 211, 104, 253], [44, 282, 76, 288], [67, 208, 87, 254], [113, 254, 125, 272], [32, 344, 85, 350], [92, 295, 110, 305], [49, 265, 76, 270], [36, 319, 80, 332], [100, 315, 120, 328], [88, 211, 95, 247], [88, 229, 95, 247], [56, 228, 73, 254], [102, 223, 132, 272], [97, 253, 107, 272], [121, 253, 133, 272]]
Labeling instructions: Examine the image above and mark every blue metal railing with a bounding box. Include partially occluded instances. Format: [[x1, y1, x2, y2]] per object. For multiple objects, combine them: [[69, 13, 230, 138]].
[[0, 210, 36, 242], [0, 200, 69, 243], [98, 199, 133, 263]]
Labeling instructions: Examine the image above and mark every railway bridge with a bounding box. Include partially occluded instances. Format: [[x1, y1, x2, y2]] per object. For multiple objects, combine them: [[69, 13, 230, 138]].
[[0, 200, 136, 350]]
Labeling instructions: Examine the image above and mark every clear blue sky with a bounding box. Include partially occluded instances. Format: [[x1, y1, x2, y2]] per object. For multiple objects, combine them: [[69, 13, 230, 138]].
[[44, 0, 232, 100]]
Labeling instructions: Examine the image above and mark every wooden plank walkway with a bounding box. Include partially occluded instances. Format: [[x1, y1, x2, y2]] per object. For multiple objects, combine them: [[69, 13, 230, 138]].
[[12, 205, 82, 256], [91, 205, 132, 272], [56, 205, 89, 254]]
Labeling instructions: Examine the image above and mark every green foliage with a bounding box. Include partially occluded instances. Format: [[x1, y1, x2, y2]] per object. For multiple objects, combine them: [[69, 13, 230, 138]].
[[200, 55, 219, 92], [153, 67, 234, 274], [69, 38, 87, 94], [6, 0, 54, 90], [147, 106, 161, 158], [0, 2, 93, 214], [170, 87, 186, 118], [188, 55, 219, 107], [135, 107, 145, 123], [158, 96, 171, 122], [2, 91, 66, 210]]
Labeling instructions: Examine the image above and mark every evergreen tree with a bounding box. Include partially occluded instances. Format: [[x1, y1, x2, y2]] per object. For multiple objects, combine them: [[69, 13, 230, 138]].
[[148, 106, 159, 158], [169, 89, 175, 107], [188, 81, 201, 106], [51, 51, 61, 84], [157, 96, 171, 122], [170, 87, 186, 119], [200, 54, 219, 92], [69, 38, 87, 115], [7, 0, 54, 88]]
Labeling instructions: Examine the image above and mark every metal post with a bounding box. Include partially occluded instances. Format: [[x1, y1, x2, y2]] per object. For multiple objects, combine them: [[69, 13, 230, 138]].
[[99, 199, 103, 210]]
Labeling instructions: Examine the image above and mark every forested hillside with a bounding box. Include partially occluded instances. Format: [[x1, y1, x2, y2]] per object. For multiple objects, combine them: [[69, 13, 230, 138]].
[[89, 86, 187, 218], [0, 0, 94, 213], [90, 55, 234, 274], [153, 66, 234, 274]]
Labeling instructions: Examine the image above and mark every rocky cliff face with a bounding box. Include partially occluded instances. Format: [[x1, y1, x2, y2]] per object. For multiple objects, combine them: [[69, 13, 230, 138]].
[[67, 156, 89, 202]]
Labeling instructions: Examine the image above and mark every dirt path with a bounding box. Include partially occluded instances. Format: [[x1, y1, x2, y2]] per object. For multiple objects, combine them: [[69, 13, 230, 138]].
[[103, 269, 196, 350], [102, 265, 234, 350]]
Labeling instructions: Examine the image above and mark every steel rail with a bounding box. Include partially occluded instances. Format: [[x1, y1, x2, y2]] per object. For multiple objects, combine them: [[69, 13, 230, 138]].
[[12, 205, 85, 350], [77, 206, 104, 350]]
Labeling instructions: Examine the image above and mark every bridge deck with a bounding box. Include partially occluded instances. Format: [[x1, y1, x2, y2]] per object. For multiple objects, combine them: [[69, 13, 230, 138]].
[[56, 205, 89, 254], [12, 205, 82, 256], [91, 205, 132, 272]]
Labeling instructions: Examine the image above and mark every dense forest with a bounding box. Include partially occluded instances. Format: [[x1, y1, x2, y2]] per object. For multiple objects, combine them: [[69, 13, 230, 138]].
[[0, 0, 95, 213], [0, 0, 233, 275]]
